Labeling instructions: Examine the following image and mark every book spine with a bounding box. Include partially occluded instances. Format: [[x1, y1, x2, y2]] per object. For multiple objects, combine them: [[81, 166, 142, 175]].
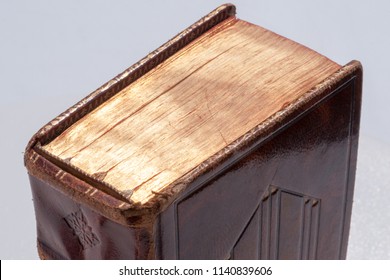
[[30, 175, 156, 259]]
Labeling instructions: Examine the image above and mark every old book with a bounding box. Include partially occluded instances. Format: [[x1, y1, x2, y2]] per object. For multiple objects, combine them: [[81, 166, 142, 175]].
[[25, 4, 362, 260]]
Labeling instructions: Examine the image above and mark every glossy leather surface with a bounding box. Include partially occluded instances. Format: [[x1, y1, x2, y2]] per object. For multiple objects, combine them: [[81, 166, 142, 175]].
[[31, 73, 361, 260], [30, 175, 151, 259], [25, 3, 361, 260], [158, 76, 360, 259]]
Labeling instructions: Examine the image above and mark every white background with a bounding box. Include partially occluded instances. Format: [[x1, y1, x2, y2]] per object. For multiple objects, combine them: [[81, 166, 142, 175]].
[[2, 260, 390, 279], [0, 0, 389, 259]]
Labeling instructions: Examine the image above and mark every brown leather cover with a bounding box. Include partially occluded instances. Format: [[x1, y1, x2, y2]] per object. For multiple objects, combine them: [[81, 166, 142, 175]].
[[25, 4, 362, 259]]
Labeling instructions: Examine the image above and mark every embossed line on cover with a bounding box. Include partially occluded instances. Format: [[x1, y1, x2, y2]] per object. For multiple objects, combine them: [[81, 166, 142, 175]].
[[228, 186, 321, 260], [338, 75, 358, 258]]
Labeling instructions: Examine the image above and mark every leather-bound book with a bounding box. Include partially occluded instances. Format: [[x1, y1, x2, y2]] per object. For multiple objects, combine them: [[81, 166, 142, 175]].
[[24, 4, 362, 260]]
